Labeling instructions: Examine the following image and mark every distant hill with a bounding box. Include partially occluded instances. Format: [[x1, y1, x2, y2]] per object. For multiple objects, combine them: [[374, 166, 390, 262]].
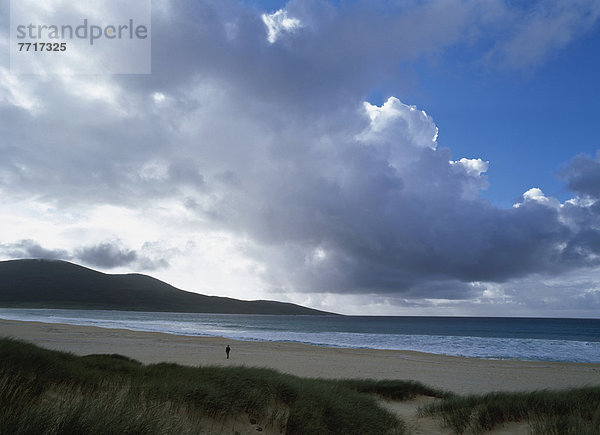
[[0, 259, 333, 315]]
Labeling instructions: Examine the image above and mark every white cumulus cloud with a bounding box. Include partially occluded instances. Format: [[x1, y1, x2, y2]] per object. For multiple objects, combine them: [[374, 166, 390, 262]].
[[262, 9, 303, 43], [450, 158, 489, 177]]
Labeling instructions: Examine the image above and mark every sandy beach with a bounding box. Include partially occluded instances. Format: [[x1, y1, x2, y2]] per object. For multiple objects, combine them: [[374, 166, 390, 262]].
[[1, 318, 598, 395]]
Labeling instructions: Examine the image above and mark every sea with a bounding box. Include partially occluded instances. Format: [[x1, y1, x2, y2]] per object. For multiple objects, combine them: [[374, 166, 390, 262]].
[[1, 308, 599, 364]]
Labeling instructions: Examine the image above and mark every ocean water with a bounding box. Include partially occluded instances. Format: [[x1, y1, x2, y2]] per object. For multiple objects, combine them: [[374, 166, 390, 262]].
[[1, 308, 599, 363]]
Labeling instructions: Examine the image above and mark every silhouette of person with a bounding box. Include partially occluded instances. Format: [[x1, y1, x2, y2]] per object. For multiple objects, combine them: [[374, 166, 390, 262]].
[[226, 345, 231, 359]]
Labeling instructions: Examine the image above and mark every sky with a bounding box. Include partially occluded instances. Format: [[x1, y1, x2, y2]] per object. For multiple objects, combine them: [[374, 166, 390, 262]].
[[1, 0, 600, 317]]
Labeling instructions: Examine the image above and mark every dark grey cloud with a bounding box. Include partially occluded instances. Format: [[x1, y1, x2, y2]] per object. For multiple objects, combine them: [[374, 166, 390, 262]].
[[561, 228, 600, 266], [562, 152, 600, 199], [237, 146, 578, 296], [75, 242, 138, 269], [74, 241, 171, 271], [0, 240, 70, 261]]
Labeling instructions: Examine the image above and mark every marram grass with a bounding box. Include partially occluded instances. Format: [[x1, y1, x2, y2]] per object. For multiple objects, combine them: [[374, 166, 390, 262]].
[[0, 338, 424, 434], [421, 387, 600, 434], [1, 337, 598, 434]]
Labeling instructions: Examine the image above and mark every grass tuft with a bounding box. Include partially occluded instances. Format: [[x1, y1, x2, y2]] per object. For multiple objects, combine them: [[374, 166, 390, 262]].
[[422, 388, 600, 434], [336, 378, 452, 401]]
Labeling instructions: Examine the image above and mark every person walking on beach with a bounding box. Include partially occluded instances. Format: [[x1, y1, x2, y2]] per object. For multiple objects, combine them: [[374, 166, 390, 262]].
[[225, 345, 231, 359]]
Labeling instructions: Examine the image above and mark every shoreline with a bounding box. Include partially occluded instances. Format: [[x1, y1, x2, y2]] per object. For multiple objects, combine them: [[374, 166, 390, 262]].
[[1, 311, 598, 364], [1, 318, 599, 395]]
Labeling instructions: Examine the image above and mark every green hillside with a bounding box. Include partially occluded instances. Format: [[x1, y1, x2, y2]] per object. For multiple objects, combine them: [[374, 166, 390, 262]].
[[0, 259, 332, 315]]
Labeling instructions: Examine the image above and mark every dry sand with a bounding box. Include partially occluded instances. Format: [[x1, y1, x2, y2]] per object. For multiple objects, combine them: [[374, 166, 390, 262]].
[[1, 318, 598, 395]]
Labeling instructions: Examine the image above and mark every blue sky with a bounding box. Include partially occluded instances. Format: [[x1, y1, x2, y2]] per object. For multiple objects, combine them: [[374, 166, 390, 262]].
[[405, 24, 600, 208], [2, 0, 600, 316]]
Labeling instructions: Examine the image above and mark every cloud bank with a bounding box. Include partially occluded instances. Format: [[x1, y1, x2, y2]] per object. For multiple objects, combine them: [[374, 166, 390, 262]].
[[1, 0, 599, 315]]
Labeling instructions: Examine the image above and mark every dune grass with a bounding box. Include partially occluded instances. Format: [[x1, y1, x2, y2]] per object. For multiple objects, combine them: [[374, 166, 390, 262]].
[[337, 378, 452, 401], [0, 337, 450, 434], [2, 337, 598, 434], [421, 387, 600, 434]]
